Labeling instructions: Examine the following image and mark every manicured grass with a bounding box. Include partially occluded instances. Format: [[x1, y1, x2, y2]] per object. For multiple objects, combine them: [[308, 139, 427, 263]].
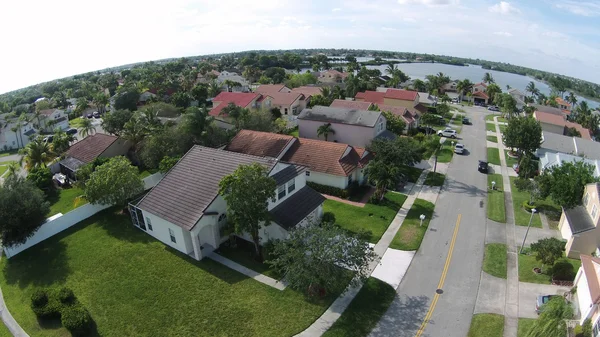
[[325, 192, 407, 244], [436, 143, 454, 163], [47, 187, 86, 216], [518, 253, 581, 284], [0, 165, 8, 177], [139, 168, 159, 179], [468, 314, 504, 337], [505, 150, 519, 168], [0, 323, 11, 337], [517, 318, 536, 337], [0, 209, 336, 337], [421, 135, 442, 159], [424, 172, 445, 186], [483, 244, 507, 279], [487, 174, 506, 223], [289, 129, 299, 137], [485, 114, 501, 121], [509, 177, 541, 228], [323, 277, 396, 337], [400, 165, 423, 183], [499, 125, 507, 133], [487, 147, 501, 166], [486, 123, 497, 132], [535, 198, 562, 229], [68, 118, 86, 128], [487, 136, 498, 143], [390, 198, 435, 251], [216, 243, 280, 279]]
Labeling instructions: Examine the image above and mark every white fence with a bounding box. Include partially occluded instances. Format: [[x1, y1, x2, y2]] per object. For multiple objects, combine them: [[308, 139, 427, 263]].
[[3, 172, 163, 258]]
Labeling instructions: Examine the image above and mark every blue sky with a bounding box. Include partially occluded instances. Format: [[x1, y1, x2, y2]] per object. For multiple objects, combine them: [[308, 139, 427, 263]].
[[0, 0, 599, 94]]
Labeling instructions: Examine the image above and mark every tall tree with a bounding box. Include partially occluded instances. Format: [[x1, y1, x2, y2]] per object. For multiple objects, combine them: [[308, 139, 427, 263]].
[[566, 92, 577, 110], [317, 123, 335, 141], [93, 93, 109, 114], [485, 83, 502, 104], [483, 72, 495, 84], [101, 109, 133, 136], [502, 116, 542, 158], [78, 118, 96, 138], [499, 93, 518, 118], [412, 79, 427, 92], [19, 137, 56, 170], [456, 79, 473, 102], [218, 163, 277, 260], [181, 106, 211, 143], [208, 80, 222, 98], [84, 156, 144, 206], [51, 129, 75, 154], [530, 238, 565, 269], [536, 161, 599, 209], [526, 81, 538, 97], [220, 103, 249, 129], [381, 110, 406, 135], [525, 297, 572, 337]]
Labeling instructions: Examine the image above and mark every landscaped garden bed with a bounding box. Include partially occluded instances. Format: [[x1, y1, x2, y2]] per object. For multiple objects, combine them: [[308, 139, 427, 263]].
[[509, 177, 541, 228], [518, 251, 581, 285], [424, 172, 445, 187]]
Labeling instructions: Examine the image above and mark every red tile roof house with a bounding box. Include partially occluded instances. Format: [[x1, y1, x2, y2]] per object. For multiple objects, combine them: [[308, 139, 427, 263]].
[[258, 92, 305, 127], [290, 86, 324, 110], [226, 129, 373, 190], [58, 134, 131, 180], [209, 92, 262, 128], [534, 110, 592, 140], [128, 145, 325, 260], [354, 89, 422, 126], [471, 83, 489, 104]]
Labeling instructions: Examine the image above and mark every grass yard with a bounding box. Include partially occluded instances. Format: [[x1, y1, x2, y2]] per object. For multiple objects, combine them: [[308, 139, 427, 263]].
[[436, 143, 454, 163], [390, 198, 435, 251], [400, 165, 424, 183], [487, 147, 501, 166], [518, 253, 581, 284], [0, 209, 337, 337], [68, 117, 86, 128], [47, 187, 86, 216], [424, 172, 445, 186], [487, 174, 506, 223], [0, 323, 10, 337], [499, 125, 507, 133], [485, 114, 501, 121], [216, 242, 280, 279], [139, 168, 159, 179], [0, 165, 8, 177], [486, 123, 497, 132], [517, 318, 536, 337], [483, 244, 507, 279], [487, 136, 498, 143], [322, 277, 396, 337], [325, 192, 407, 244], [505, 150, 519, 168], [289, 129, 299, 137], [468, 314, 504, 337], [509, 177, 541, 228]]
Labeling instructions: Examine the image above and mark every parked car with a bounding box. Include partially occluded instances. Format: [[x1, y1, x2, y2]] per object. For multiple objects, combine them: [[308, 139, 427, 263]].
[[66, 128, 78, 135], [462, 117, 470, 125], [437, 128, 457, 138], [416, 126, 436, 135], [86, 113, 93, 118], [43, 135, 53, 143], [454, 143, 465, 154], [488, 106, 500, 111], [93, 111, 101, 118], [535, 295, 558, 314], [478, 160, 489, 173]]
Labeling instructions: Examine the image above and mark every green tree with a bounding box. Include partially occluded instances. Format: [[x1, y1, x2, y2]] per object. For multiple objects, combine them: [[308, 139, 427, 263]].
[[483, 72, 495, 84], [51, 129, 75, 154], [208, 80, 222, 98], [26, 166, 53, 190], [317, 123, 335, 141], [170, 91, 191, 108], [530, 237, 565, 269], [78, 118, 96, 138], [0, 176, 50, 247], [92, 93, 109, 114], [114, 88, 140, 111], [267, 222, 376, 297], [526, 81, 539, 98], [19, 137, 56, 171], [84, 157, 144, 206], [220, 103, 249, 129], [159, 156, 180, 173], [139, 127, 193, 169], [101, 109, 133, 136], [566, 92, 577, 110], [502, 117, 542, 158], [190, 83, 209, 103], [526, 297, 572, 337], [499, 93, 518, 118], [412, 79, 427, 92], [381, 110, 406, 135], [456, 79, 473, 102], [536, 161, 599, 209], [181, 106, 211, 143], [218, 163, 277, 260], [485, 83, 502, 104]]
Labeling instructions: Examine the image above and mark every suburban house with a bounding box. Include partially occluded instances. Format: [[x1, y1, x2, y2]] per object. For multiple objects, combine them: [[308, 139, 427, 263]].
[[138, 91, 157, 105], [507, 89, 526, 109], [355, 88, 427, 116], [573, 254, 600, 333], [534, 111, 592, 140], [556, 97, 572, 112], [530, 104, 569, 117], [226, 129, 372, 189], [318, 70, 349, 84], [441, 81, 458, 93], [0, 117, 36, 150], [38, 109, 69, 132], [128, 145, 325, 260], [329, 99, 373, 111], [255, 84, 291, 94], [418, 92, 437, 107], [208, 92, 262, 125], [537, 131, 600, 161], [471, 83, 489, 105], [57, 134, 131, 180], [539, 151, 600, 177], [559, 183, 600, 258], [298, 105, 393, 147], [290, 86, 323, 110], [217, 71, 250, 92]]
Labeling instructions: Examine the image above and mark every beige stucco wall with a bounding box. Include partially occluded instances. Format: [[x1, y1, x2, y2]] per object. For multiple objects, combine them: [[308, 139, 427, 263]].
[[307, 171, 349, 189], [382, 98, 414, 108], [100, 138, 132, 159], [583, 184, 600, 226], [538, 122, 565, 135], [298, 119, 378, 148], [566, 227, 600, 258], [559, 212, 572, 240], [141, 210, 195, 256]]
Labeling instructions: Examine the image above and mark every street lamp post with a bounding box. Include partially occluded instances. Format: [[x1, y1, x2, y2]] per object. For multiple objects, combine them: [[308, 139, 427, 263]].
[[520, 208, 537, 254], [420, 214, 426, 227]]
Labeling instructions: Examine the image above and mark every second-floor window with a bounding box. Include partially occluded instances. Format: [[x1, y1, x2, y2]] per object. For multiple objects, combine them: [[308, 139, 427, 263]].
[[287, 179, 295, 193], [278, 185, 286, 200], [145, 217, 153, 231], [593, 204, 598, 220], [379, 121, 384, 132], [306, 171, 310, 177], [584, 193, 590, 206], [169, 228, 176, 243]]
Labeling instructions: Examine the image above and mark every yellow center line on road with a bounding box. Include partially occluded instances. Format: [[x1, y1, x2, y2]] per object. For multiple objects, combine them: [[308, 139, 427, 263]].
[[414, 214, 462, 337]]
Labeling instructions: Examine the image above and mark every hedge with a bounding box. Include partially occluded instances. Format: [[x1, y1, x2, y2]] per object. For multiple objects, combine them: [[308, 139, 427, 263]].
[[61, 304, 93, 337], [30, 287, 94, 334], [307, 182, 349, 199]]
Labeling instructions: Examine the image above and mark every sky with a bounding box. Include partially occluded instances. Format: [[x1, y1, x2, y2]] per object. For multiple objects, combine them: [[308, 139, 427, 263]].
[[1, 0, 599, 94]]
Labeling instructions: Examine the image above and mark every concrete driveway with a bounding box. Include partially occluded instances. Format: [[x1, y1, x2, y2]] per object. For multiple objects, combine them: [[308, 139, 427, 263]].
[[518, 282, 571, 318]]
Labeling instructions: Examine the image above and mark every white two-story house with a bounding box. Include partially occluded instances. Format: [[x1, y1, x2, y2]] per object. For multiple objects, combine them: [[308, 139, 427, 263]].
[[38, 109, 69, 133], [129, 146, 325, 260]]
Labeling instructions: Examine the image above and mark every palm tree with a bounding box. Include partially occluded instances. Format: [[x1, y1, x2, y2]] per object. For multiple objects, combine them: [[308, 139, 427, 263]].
[[506, 85, 511, 90], [93, 93, 109, 114], [365, 160, 399, 201], [344, 74, 360, 98], [485, 83, 502, 104], [5, 162, 20, 178], [223, 80, 241, 92], [79, 118, 96, 138], [412, 79, 427, 92], [19, 137, 55, 170], [483, 72, 495, 84], [208, 80, 222, 98], [525, 297, 572, 337], [456, 79, 473, 102], [386, 64, 397, 76], [317, 123, 335, 141], [52, 129, 75, 154], [566, 92, 577, 110], [320, 87, 332, 100]]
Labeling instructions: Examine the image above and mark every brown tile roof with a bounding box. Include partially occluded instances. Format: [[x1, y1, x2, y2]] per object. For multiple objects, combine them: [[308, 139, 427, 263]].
[[472, 91, 489, 99], [281, 137, 362, 176], [39, 109, 56, 116], [378, 104, 416, 124], [330, 99, 373, 110], [556, 97, 571, 107], [384, 89, 418, 101], [355, 91, 386, 104], [263, 92, 303, 106], [137, 146, 277, 231], [255, 84, 288, 94], [580, 254, 600, 304], [65, 134, 119, 163], [209, 92, 260, 117], [354, 147, 374, 168], [226, 129, 295, 158], [290, 86, 323, 98], [534, 111, 592, 139]]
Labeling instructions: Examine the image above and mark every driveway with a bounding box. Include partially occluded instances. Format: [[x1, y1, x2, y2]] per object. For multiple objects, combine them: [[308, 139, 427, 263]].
[[514, 226, 561, 247], [518, 282, 571, 318]]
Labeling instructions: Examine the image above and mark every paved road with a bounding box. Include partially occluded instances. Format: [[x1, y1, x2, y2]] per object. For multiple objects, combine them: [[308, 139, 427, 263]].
[[371, 105, 491, 337]]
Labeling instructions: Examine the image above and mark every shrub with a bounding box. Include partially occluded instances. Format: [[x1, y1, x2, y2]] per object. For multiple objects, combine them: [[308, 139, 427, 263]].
[[551, 260, 576, 281], [57, 287, 75, 304], [583, 318, 592, 337], [61, 304, 93, 337], [368, 194, 381, 205], [322, 212, 336, 225], [31, 289, 48, 308], [522, 200, 536, 212], [306, 182, 349, 199], [30, 289, 61, 319]]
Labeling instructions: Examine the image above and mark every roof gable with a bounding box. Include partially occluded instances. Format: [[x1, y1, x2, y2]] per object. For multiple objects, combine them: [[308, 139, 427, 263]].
[[255, 84, 289, 94], [210, 92, 260, 117], [281, 137, 365, 176], [298, 106, 382, 127], [65, 134, 119, 163], [226, 129, 295, 158], [290, 86, 323, 98]]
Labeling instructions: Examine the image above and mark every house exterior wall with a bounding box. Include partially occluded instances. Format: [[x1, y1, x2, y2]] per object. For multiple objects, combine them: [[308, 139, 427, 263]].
[[306, 171, 349, 189], [565, 227, 600, 258], [538, 121, 565, 135], [141, 210, 194, 255], [575, 267, 595, 324], [0, 123, 35, 150], [40, 110, 69, 132], [298, 119, 377, 148], [583, 184, 600, 226], [559, 212, 573, 240], [318, 72, 344, 83], [268, 164, 308, 210], [473, 84, 487, 93], [99, 139, 132, 159]]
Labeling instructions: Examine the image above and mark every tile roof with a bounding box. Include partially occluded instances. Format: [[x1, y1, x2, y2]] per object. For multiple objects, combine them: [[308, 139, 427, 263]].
[[354, 147, 374, 168], [534, 111, 591, 139], [137, 146, 277, 231], [563, 205, 595, 234], [263, 92, 303, 106], [355, 91, 386, 104], [269, 186, 325, 230], [473, 82, 488, 88], [320, 70, 349, 79], [329, 99, 373, 110], [298, 106, 382, 127], [271, 165, 306, 186], [378, 104, 416, 124], [65, 134, 119, 163], [255, 84, 288, 94], [530, 104, 565, 116], [555, 97, 571, 107], [209, 92, 260, 117], [39, 109, 56, 116], [290, 86, 323, 98], [472, 91, 489, 99], [580, 254, 600, 304], [226, 129, 295, 158], [281, 137, 364, 176], [384, 89, 419, 101]]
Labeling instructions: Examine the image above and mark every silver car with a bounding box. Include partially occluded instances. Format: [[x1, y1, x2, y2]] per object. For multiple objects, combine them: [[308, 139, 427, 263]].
[[454, 143, 464, 154]]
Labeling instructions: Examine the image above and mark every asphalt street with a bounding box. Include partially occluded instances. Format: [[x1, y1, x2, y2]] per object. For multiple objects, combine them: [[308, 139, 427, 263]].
[[371, 105, 492, 337]]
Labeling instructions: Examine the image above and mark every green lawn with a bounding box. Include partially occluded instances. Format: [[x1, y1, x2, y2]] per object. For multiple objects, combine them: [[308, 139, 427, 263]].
[[487, 136, 498, 143], [486, 123, 497, 132], [47, 187, 87, 216], [390, 199, 435, 251], [535, 198, 562, 229], [139, 168, 159, 179], [485, 114, 501, 121], [499, 125, 507, 133], [505, 150, 519, 168], [289, 129, 299, 137], [487, 148, 501, 166], [509, 177, 541, 228], [518, 318, 536, 337], [487, 174, 506, 223], [437, 143, 454, 163], [325, 192, 407, 244], [323, 277, 396, 337], [0, 209, 336, 337], [0, 165, 8, 177], [424, 172, 445, 186], [518, 253, 581, 284], [216, 243, 280, 279], [400, 165, 424, 183], [483, 244, 507, 279], [0, 322, 11, 337], [68, 118, 86, 128], [468, 314, 504, 337]]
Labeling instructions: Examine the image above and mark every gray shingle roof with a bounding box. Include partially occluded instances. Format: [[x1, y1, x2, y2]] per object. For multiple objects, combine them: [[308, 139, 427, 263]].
[[531, 104, 565, 116], [272, 165, 306, 186], [298, 106, 381, 127], [137, 146, 276, 231], [540, 131, 600, 160], [564, 205, 596, 234], [269, 186, 325, 230]]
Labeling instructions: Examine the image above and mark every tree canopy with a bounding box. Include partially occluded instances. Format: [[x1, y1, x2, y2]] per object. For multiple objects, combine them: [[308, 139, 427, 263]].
[[84, 157, 144, 206], [536, 161, 599, 209], [101, 109, 133, 136], [502, 117, 542, 158]]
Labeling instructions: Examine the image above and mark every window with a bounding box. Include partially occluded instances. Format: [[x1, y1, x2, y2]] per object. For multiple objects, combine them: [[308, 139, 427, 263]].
[[218, 213, 226, 222], [348, 175, 353, 184], [584, 193, 590, 206], [379, 121, 384, 131], [593, 204, 598, 220], [288, 179, 296, 193], [145, 217, 153, 231], [284, 108, 288, 115], [278, 185, 286, 200], [169, 228, 176, 243], [306, 171, 311, 177]]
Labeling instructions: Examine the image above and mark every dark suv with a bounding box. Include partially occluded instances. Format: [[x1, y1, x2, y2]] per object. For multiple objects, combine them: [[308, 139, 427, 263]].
[[478, 160, 489, 173]]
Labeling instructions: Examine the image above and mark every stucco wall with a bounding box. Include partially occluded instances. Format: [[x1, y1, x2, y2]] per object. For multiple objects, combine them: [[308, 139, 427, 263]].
[[100, 139, 131, 159], [539, 122, 565, 136], [583, 184, 600, 226], [141, 210, 194, 255], [559, 212, 572, 240], [298, 119, 376, 148], [307, 171, 349, 189], [576, 267, 595, 324], [566, 227, 600, 258]]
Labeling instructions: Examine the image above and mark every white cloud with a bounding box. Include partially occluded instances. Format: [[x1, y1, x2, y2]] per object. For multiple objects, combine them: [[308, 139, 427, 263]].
[[489, 2, 521, 15], [332, 7, 341, 12], [493, 31, 513, 37], [398, 0, 458, 6], [382, 27, 398, 31], [555, 1, 600, 17]]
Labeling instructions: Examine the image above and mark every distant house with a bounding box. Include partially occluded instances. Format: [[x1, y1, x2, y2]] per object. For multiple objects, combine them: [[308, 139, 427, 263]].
[[138, 91, 157, 105], [226, 129, 372, 189], [329, 99, 373, 111], [441, 81, 458, 93], [355, 88, 425, 113], [128, 145, 325, 260], [255, 84, 291, 94], [290, 86, 324, 110], [573, 254, 600, 329], [530, 104, 569, 117], [58, 134, 131, 180], [559, 183, 600, 259], [209, 92, 262, 127], [533, 111, 591, 140], [418, 92, 437, 107], [537, 131, 600, 160], [38, 109, 69, 133], [507, 89, 526, 109], [217, 71, 250, 92], [318, 70, 349, 84], [556, 97, 572, 112], [298, 106, 393, 147], [0, 117, 36, 150], [471, 83, 489, 105]]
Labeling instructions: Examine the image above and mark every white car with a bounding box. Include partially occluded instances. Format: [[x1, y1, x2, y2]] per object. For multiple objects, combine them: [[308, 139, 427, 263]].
[[437, 128, 457, 138], [454, 143, 465, 154]]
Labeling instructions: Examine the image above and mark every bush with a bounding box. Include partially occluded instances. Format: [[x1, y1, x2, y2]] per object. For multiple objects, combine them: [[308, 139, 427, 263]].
[[61, 304, 93, 337], [551, 260, 576, 281], [368, 194, 381, 205], [322, 212, 336, 225], [31, 289, 48, 308], [522, 200, 536, 212], [57, 287, 75, 304], [26, 167, 53, 190], [30, 289, 61, 319], [306, 182, 349, 199]]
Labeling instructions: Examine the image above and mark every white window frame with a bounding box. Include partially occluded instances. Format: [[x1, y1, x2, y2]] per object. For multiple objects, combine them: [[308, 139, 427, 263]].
[[168, 228, 176, 243], [584, 193, 590, 206], [145, 217, 153, 231], [287, 179, 296, 193], [305, 171, 310, 177], [593, 204, 598, 220], [278, 185, 286, 200]]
